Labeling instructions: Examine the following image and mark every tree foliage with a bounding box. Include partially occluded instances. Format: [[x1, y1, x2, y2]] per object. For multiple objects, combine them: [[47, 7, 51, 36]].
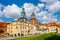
[[45, 35, 60, 40]]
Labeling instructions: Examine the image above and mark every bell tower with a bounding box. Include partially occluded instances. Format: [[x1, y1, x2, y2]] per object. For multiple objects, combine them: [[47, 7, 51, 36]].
[[30, 12, 39, 26], [31, 12, 35, 19], [18, 8, 27, 22], [21, 8, 26, 18]]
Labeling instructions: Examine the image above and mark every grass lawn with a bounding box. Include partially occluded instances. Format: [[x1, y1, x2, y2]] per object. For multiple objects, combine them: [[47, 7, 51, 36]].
[[9, 33, 60, 40]]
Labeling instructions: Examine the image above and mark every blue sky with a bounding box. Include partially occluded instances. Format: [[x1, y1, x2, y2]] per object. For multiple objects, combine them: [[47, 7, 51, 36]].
[[0, 0, 40, 6], [0, 0, 60, 23]]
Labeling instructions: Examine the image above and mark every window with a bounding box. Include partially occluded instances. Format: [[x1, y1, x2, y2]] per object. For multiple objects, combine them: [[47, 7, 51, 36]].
[[21, 34, 24, 36], [14, 34, 17, 37], [7, 33, 9, 36], [28, 30, 30, 33], [20, 27, 22, 29], [16, 27, 18, 29], [18, 33, 20, 36], [23, 27, 24, 29], [11, 31, 12, 33]]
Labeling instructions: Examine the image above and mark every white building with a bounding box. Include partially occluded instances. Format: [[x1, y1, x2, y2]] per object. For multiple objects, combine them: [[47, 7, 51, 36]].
[[7, 21, 36, 37]]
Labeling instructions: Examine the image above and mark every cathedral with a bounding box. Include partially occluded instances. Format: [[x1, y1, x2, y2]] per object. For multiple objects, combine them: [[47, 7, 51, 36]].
[[7, 8, 39, 37]]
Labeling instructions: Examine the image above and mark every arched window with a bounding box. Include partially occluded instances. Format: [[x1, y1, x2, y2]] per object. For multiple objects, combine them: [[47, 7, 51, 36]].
[[21, 34, 24, 36], [18, 33, 20, 36]]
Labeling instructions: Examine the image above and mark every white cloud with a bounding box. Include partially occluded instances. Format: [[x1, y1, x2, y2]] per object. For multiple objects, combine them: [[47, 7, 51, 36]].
[[40, 0, 60, 13], [1, 3, 45, 19], [48, 1, 60, 13], [23, 3, 45, 17], [0, 3, 59, 23], [36, 11, 57, 23], [40, 0, 58, 5], [36, 11, 47, 16], [38, 3, 45, 8], [40, 0, 60, 10], [0, 4, 5, 10], [0, 11, 3, 17], [0, 4, 4, 17], [3, 4, 21, 18], [39, 0, 60, 23], [23, 3, 35, 16], [35, 3, 45, 12]]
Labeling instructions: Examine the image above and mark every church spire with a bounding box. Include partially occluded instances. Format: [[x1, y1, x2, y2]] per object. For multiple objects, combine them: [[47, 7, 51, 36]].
[[30, 12, 39, 26], [21, 8, 26, 18], [18, 8, 27, 22], [31, 12, 35, 19]]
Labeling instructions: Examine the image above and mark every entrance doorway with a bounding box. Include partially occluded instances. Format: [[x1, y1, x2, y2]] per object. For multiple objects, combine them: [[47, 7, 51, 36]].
[[14, 34, 17, 37], [21, 34, 24, 37]]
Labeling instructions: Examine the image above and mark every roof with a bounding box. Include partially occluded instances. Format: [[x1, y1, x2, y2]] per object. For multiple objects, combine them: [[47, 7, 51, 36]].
[[45, 23, 49, 26], [45, 22, 57, 27], [31, 12, 35, 16], [57, 24, 60, 27], [0, 22, 7, 27], [49, 22, 57, 26]]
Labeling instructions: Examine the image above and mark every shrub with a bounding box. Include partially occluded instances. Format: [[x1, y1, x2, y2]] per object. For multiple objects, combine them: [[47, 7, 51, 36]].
[[45, 35, 60, 40]]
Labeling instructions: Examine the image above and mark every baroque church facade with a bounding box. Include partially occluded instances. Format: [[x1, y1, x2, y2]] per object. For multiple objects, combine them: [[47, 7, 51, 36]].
[[7, 8, 39, 37]]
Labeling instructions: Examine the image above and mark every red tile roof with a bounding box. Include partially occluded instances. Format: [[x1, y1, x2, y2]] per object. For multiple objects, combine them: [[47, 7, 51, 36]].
[[0, 22, 7, 27], [57, 24, 60, 27], [49, 22, 57, 26], [45, 22, 57, 27]]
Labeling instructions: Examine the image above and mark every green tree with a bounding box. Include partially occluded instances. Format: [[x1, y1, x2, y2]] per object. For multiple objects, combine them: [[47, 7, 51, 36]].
[[45, 35, 60, 40], [56, 28, 58, 33]]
